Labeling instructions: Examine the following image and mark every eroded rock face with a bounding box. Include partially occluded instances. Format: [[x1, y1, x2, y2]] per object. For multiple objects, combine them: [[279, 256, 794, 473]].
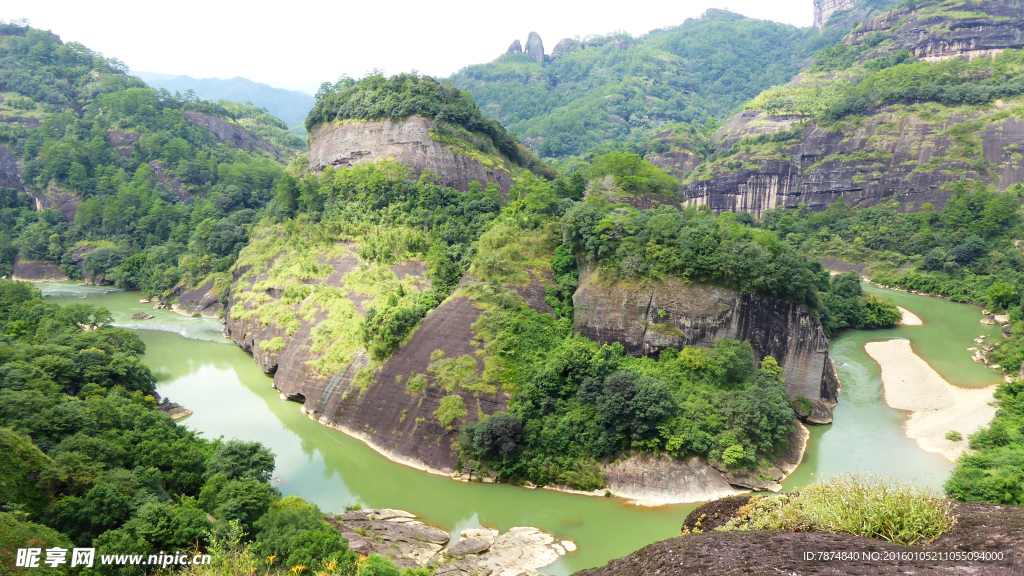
[[524, 32, 545, 62], [11, 256, 68, 282], [171, 281, 223, 318], [572, 269, 839, 419], [550, 38, 576, 60], [600, 454, 745, 504], [507, 39, 522, 54], [183, 111, 290, 159], [847, 0, 1024, 62], [0, 144, 25, 192], [32, 183, 78, 222], [657, 106, 1024, 219], [327, 509, 570, 576], [307, 116, 513, 195]]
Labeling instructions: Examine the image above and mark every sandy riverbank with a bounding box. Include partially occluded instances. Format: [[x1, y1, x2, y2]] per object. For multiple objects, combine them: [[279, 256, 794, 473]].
[[864, 339, 997, 462], [897, 306, 922, 326]]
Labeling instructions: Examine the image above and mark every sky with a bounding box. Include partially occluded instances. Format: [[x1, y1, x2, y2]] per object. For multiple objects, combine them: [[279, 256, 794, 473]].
[[3, 0, 815, 94]]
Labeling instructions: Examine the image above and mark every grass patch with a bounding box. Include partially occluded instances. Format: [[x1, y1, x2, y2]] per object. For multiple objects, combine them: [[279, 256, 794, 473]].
[[434, 395, 467, 428], [718, 475, 957, 545], [260, 337, 285, 352]]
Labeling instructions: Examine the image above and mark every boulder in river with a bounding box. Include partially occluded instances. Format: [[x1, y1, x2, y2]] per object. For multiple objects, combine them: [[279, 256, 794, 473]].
[[131, 312, 155, 320]]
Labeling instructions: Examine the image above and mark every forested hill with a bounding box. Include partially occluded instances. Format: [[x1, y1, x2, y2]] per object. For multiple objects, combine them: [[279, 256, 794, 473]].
[[0, 22, 300, 300], [133, 72, 314, 135], [448, 7, 883, 159]]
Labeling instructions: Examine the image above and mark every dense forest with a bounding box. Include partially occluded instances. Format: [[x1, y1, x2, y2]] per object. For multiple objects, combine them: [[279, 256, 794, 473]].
[[0, 22, 301, 304], [0, 281, 420, 576], [449, 9, 845, 158]]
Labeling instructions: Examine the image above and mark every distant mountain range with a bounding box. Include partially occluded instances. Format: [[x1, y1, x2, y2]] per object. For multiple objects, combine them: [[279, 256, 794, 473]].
[[132, 72, 315, 133]]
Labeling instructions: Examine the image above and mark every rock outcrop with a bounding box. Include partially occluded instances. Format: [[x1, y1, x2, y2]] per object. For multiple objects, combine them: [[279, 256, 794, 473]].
[[575, 498, 1024, 576], [328, 509, 572, 576], [11, 256, 68, 282], [307, 116, 514, 195], [0, 144, 25, 192], [847, 0, 1024, 62], [573, 268, 839, 421], [171, 281, 224, 318], [31, 183, 78, 222], [506, 39, 522, 54], [652, 0, 1024, 218], [550, 38, 576, 60], [524, 32, 545, 63], [225, 237, 520, 472], [183, 111, 290, 160]]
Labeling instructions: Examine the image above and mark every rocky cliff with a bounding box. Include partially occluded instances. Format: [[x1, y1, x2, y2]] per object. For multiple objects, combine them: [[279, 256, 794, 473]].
[[224, 234, 549, 472], [573, 268, 839, 422], [182, 111, 291, 160], [846, 0, 1024, 61], [307, 116, 514, 195], [649, 0, 1024, 218]]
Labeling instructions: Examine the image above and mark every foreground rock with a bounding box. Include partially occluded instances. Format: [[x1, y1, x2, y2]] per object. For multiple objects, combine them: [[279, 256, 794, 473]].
[[327, 509, 571, 576], [157, 401, 192, 421], [576, 497, 1024, 576]]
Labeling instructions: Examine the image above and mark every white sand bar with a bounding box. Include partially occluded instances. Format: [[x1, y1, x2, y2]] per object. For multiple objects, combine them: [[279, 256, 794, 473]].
[[864, 339, 997, 462], [897, 306, 923, 326]]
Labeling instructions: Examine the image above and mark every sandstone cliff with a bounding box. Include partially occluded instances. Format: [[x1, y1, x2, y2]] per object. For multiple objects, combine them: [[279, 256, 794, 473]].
[[224, 234, 536, 472], [573, 268, 839, 421], [183, 111, 291, 160], [650, 0, 1024, 218], [307, 116, 514, 195]]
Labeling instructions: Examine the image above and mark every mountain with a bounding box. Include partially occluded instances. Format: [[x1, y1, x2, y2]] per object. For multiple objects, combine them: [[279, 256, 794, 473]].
[[133, 71, 315, 133], [449, 6, 894, 159], [0, 22, 300, 302]]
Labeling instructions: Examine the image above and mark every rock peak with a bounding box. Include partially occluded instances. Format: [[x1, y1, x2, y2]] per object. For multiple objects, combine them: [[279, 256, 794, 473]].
[[525, 31, 545, 62], [506, 39, 522, 54]]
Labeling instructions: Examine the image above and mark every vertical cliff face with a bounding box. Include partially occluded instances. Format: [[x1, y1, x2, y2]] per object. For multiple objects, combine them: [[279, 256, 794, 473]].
[[650, 0, 1024, 218], [307, 116, 514, 195], [572, 268, 839, 421], [846, 0, 1024, 61], [814, 0, 860, 30]]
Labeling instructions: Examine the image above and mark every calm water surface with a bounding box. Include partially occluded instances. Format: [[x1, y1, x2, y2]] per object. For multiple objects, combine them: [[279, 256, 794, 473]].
[[41, 282, 1003, 573]]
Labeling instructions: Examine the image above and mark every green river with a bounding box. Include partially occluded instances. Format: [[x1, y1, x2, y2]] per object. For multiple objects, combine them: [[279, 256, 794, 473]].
[[40, 282, 1004, 574]]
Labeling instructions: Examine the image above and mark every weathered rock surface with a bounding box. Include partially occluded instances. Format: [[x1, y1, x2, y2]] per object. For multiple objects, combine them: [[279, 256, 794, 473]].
[[614, 497, 1024, 576], [131, 312, 154, 320], [307, 116, 514, 195], [327, 509, 569, 576], [524, 32, 545, 62], [550, 38, 576, 60], [157, 401, 192, 421], [506, 39, 522, 54], [572, 268, 839, 420], [31, 183, 78, 222], [0, 144, 25, 192], [105, 130, 140, 159], [654, 0, 1024, 218], [171, 281, 223, 318], [183, 111, 291, 160], [847, 0, 1024, 62], [11, 256, 68, 282], [600, 454, 745, 504]]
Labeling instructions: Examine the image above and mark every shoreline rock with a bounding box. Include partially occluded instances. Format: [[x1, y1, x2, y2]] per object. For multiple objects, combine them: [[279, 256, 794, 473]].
[[326, 508, 571, 576]]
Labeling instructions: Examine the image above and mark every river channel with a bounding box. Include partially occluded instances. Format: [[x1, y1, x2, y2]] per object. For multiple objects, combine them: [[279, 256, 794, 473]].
[[40, 282, 1003, 574]]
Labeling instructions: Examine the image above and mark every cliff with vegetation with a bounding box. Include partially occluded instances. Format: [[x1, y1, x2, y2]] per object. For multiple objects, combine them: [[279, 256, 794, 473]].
[[573, 269, 839, 422], [646, 0, 1024, 218]]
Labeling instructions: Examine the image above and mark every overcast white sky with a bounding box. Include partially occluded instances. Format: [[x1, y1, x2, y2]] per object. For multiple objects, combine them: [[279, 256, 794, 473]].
[[3, 0, 815, 94]]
